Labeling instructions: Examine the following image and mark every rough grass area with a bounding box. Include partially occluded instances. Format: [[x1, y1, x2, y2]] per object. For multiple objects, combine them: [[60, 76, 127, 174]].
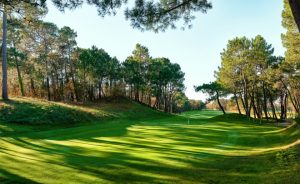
[[0, 98, 299, 183], [0, 98, 107, 125], [0, 97, 165, 126]]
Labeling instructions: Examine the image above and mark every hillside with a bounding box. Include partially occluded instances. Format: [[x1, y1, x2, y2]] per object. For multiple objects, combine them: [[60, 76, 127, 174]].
[[0, 98, 167, 136]]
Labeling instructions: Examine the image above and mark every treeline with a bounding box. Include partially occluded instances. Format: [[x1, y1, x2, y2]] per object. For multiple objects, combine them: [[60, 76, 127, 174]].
[[174, 94, 206, 112], [196, 0, 300, 121], [218, 35, 286, 120], [0, 12, 187, 113]]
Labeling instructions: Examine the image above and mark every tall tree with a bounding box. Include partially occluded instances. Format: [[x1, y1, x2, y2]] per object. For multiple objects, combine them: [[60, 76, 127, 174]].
[[195, 82, 226, 115], [0, 0, 47, 100], [282, 0, 300, 115], [57, 26, 78, 101], [2, 4, 8, 99], [1, 0, 212, 100], [123, 44, 150, 102], [7, 19, 27, 96], [31, 21, 59, 100], [216, 35, 278, 119], [217, 37, 252, 116], [289, 0, 300, 30]]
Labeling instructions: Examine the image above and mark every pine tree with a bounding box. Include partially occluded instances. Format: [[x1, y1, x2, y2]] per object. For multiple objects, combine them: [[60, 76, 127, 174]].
[[282, 0, 300, 114]]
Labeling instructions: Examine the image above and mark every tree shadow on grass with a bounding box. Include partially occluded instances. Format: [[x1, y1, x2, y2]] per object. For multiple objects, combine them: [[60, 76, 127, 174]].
[[0, 108, 299, 183], [1, 129, 300, 183], [1, 135, 292, 184], [0, 168, 40, 184]]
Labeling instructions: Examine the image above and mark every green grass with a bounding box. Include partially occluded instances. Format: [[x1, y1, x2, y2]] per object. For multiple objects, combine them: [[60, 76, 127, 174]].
[[0, 98, 299, 184]]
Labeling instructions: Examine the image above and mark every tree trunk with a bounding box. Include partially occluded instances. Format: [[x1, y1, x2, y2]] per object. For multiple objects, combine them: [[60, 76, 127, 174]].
[[284, 92, 288, 119], [141, 90, 144, 103], [216, 91, 226, 115], [170, 95, 173, 113], [46, 76, 51, 101], [54, 70, 60, 101], [135, 85, 139, 102], [243, 75, 250, 117], [280, 91, 287, 121], [2, 6, 8, 100], [98, 79, 102, 100], [72, 75, 78, 102], [234, 92, 241, 114], [267, 89, 278, 120], [156, 95, 160, 109], [149, 94, 151, 107], [30, 78, 36, 97], [69, 60, 78, 102], [83, 69, 87, 102], [15, 59, 25, 97], [249, 98, 253, 118], [240, 92, 246, 113], [164, 87, 168, 112], [262, 83, 268, 120], [255, 92, 262, 119], [109, 77, 113, 96], [288, 91, 300, 114], [281, 80, 300, 114], [129, 84, 132, 99], [250, 92, 260, 119], [289, 0, 300, 31]]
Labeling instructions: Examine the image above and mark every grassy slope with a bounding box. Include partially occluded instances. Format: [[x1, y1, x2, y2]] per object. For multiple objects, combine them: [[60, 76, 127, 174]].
[[0, 98, 299, 184]]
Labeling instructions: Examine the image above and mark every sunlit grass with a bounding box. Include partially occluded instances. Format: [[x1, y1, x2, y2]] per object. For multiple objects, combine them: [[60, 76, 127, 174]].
[[0, 98, 299, 183]]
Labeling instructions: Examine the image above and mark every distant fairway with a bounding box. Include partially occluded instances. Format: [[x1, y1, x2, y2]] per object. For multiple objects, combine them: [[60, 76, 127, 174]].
[[0, 98, 299, 183]]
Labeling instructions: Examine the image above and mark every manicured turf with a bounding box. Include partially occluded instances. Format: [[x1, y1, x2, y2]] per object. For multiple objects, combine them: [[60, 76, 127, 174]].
[[0, 98, 299, 183]]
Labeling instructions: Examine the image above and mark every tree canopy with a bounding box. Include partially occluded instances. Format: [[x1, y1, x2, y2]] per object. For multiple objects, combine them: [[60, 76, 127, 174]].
[[1, 12, 187, 112], [195, 82, 226, 114]]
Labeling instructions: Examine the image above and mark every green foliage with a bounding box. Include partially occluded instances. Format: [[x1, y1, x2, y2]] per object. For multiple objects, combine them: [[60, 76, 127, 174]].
[[5, 20, 186, 111], [122, 45, 185, 112], [172, 93, 205, 112], [213, 35, 291, 119], [1, 0, 213, 102], [281, 0, 300, 114], [195, 81, 225, 101], [195, 81, 227, 114], [8, 0, 212, 32], [3, 0, 188, 111], [125, 0, 212, 32]]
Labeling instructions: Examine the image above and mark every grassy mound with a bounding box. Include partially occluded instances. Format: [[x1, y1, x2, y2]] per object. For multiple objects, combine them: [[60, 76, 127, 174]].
[[0, 98, 166, 126], [0, 98, 108, 125]]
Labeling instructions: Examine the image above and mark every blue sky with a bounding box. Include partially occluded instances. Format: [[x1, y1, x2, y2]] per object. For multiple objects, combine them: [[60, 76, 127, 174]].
[[44, 0, 285, 101]]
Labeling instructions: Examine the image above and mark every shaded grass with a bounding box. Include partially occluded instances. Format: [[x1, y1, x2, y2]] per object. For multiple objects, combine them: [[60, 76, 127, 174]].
[[0, 97, 168, 136], [0, 98, 109, 125], [0, 98, 299, 183]]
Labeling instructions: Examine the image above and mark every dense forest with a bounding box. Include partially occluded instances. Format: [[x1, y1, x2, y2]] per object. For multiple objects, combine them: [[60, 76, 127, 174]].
[[0, 2, 211, 113], [196, 0, 300, 121], [0, 23, 191, 113]]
